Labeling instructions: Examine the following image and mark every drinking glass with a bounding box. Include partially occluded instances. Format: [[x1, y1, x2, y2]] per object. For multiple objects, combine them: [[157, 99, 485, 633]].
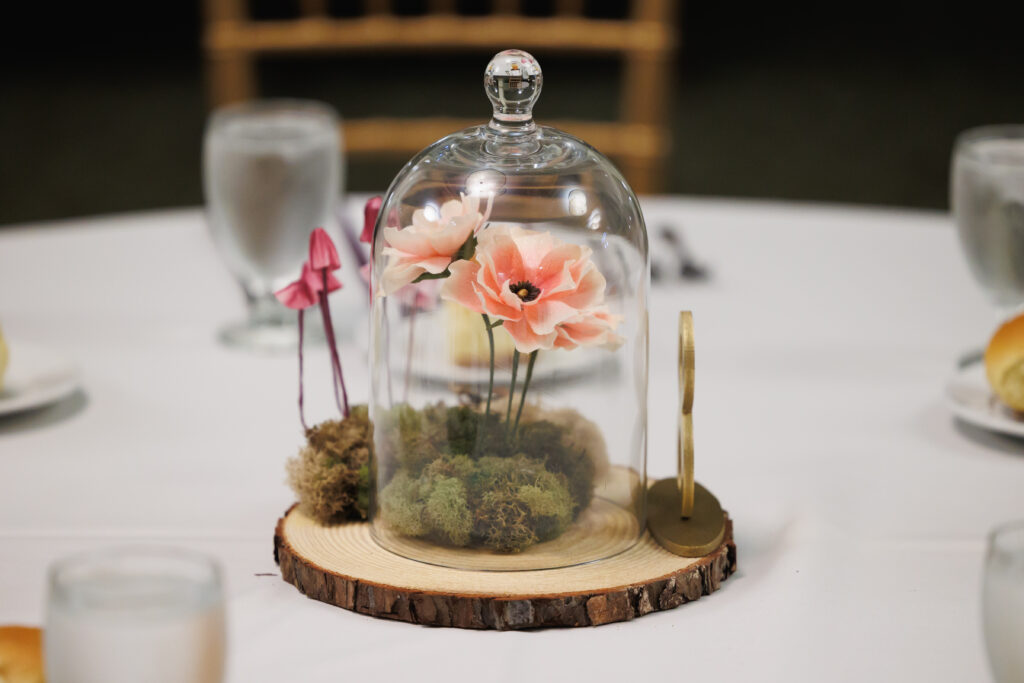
[[203, 99, 341, 350], [983, 520, 1024, 683], [45, 546, 226, 683], [952, 125, 1024, 322]]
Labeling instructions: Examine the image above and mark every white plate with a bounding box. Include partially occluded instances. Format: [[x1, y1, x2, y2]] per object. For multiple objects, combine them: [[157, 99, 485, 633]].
[[358, 310, 616, 387], [412, 332, 613, 387], [945, 362, 1024, 438], [0, 344, 81, 417]]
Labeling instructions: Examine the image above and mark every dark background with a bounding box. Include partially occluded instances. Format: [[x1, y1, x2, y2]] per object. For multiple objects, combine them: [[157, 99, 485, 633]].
[[2, 0, 1022, 224]]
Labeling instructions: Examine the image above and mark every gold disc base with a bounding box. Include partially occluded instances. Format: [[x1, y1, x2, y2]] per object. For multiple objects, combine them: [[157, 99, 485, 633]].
[[647, 478, 727, 557]]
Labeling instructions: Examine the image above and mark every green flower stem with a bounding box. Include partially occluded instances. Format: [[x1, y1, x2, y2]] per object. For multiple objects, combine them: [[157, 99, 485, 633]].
[[512, 350, 539, 438], [482, 313, 496, 416], [506, 350, 520, 429], [412, 271, 451, 282]]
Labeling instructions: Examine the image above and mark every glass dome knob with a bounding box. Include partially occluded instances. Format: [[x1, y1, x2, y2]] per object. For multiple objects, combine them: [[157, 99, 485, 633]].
[[484, 49, 542, 124]]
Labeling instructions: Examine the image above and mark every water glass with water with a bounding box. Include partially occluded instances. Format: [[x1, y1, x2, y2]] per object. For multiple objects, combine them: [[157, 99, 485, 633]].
[[204, 99, 341, 350], [952, 125, 1024, 321], [983, 521, 1024, 683], [45, 547, 226, 683]]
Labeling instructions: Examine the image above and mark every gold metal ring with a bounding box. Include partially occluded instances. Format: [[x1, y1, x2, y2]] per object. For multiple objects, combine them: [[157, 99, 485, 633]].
[[680, 311, 695, 413], [678, 312, 695, 517]]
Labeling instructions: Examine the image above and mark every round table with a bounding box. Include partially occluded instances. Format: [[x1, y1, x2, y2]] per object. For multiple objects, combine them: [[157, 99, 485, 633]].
[[0, 197, 1016, 681]]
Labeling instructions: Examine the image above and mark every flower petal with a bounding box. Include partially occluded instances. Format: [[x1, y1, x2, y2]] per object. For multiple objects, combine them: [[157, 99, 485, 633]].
[[426, 214, 476, 256], [411, 207, 436, 231], [535, 243, 585, 293], [534, 257, 576, 298], [475, 222, 514, 247], [439, 199, 465, 222], [440, 260, 485, 313], [550, 264, 606, 310], [460, 193, 480, 216], [478, 232, 525, 284], [495, 277, 526, 314], [380, 259, 425, 296], [477, 277, 522, 320], [416, 254, 454, 274], [382, 226, 433, 256], [513, 229, 558, 271], [524, 299, 580, 335], [554, 307, 624, 351], [503, 317, 558, 353]]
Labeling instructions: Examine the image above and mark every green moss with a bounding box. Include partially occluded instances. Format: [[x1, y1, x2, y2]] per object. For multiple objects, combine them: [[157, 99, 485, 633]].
[[376, 404, 602, 553], [466, 455, 570, 551], [475, 493, 536, 552], [379, 470, 427, 536], [518, 420, 595, 516], [518, 483, 573, 531], [392, 405, 445, 476], [424, 453, 477, 480], [442, 404, 480, 455], [423, 477, 472, 546]]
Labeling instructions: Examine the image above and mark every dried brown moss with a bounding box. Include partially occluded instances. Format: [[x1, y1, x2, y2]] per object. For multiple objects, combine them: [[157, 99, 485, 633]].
[[287, 405, 372, 524]]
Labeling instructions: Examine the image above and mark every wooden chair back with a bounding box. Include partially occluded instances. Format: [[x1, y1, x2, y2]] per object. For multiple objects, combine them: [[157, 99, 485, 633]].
[[202, 1, 677, 193]]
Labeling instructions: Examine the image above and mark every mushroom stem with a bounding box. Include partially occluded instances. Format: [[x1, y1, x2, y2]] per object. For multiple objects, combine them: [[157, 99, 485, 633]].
[[297, 309, 308, 432], [320, 272, 350, 419]]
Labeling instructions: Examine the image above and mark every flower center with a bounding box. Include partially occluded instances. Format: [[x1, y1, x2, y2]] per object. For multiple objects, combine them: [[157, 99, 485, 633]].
[[509, 280, 540, 302]]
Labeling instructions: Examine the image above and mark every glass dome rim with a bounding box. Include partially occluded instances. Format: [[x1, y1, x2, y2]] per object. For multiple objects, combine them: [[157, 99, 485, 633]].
[[379, 122, 641, 187], [374, 122, 648, 248]]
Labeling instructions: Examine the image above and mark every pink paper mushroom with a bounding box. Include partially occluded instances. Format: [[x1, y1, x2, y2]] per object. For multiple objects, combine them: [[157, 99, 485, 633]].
[[275, 228, 350, 430], [361, 195, 383, 245]]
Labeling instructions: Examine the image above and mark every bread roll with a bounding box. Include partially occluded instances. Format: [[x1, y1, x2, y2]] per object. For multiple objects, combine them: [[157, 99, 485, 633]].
[[985, 313, 1024, 412], [445, 301, 516, 367], [0, 626, 44, 683]]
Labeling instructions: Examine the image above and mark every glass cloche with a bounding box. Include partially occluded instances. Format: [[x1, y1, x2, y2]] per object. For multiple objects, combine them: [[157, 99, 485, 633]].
[[368, 49, 649, 570]]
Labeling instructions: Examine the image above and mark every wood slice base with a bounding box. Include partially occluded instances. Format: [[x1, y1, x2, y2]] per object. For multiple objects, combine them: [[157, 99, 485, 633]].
[[274, 505, 736, 630]]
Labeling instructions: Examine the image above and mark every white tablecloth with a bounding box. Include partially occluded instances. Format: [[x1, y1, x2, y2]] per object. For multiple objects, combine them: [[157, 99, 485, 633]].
[[0, 198, 1018, 681]]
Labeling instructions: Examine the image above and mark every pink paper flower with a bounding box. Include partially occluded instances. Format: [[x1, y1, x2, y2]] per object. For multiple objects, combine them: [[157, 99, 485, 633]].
[[360, 263, 440, 311], [361, 196, 383, 245], [441, 224, 610, 352], [379, 193, 492, 296], [553, 306, 624, 351]]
